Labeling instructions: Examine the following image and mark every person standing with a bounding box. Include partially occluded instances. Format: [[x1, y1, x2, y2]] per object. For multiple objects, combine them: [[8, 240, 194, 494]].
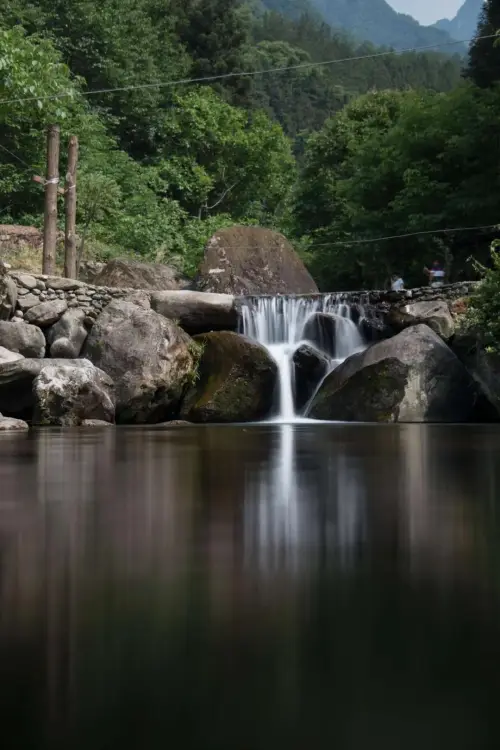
[[424, 260, 445, 287], [390, 274, 405, 291]]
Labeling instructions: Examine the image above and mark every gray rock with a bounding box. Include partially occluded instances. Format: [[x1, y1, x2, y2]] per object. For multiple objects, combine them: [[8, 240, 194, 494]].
[[0, 416, 29, 432], [35, 280, 46, 291], [0, 320, 46, 358], [452, 332, 500, 419], [33, 361, 116, 426], [93, 258, 189, 291], [308, 324, 482, 423], [293, 343, 330, 412], [0, 346, 24, 363], [81, 419, 114, 427], [16, 274, 37, 290], [388, 300, 455, 340], [194, 226, 318, 295], [0, 264, 17, 320], [14, 310, 24, 319], [45, 276, 86, 291], [151, 290, 237, 334], [24, 299, 67, 327], [48, 309, 88, 358], [82, 299, 198, 423], [17, 293, 45, 312], [180, 331, 277, 423], [0, 358, 93, 418]]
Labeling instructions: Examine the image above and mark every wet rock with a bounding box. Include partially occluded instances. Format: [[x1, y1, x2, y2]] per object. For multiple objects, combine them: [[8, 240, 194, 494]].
[[33, 361, 115, 426], [194, 226, 318, 294], [180, 331, 277, 423], [309, 324, 484, 423], [151, 290, 237, 334], [293, 343, 329, 412], [48, 309, 87, 358], [0, 320, 46, 358], [81, 419, 114, 427], [83, 299, 198, 424], [93, 258, 189, 291], [24, 299, 67, 327]]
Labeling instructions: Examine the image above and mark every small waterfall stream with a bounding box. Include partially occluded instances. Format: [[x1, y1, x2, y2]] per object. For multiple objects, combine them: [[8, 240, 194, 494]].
[[239, 295, 366, 422]]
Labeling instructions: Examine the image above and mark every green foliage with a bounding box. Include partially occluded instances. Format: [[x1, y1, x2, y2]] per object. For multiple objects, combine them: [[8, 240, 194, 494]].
[[466, 242, 500, 351], [466, 0, 500, 87], [297, 83, 500, 290]]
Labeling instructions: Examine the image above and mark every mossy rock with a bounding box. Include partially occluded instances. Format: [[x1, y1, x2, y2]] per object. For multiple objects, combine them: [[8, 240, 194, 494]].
[[308, 358, 408, 422], [180, 331, 277, 423]]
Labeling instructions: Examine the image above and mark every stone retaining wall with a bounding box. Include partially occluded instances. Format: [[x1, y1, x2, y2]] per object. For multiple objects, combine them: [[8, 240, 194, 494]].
[[10, 272, 136, 327]]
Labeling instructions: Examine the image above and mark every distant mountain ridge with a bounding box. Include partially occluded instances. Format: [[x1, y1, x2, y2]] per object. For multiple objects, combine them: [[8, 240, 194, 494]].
[[434, 0, 484, 42], [261, 0, 465, 53]]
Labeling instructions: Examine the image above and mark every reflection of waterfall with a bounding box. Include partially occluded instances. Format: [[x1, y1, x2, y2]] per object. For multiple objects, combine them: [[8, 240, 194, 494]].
[[239, 295, 365, 421], [243, 424, 366, 573]]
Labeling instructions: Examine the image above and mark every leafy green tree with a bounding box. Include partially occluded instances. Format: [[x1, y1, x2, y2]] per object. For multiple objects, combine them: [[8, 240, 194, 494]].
[[155, 86, 295, 221], [466, 0, 500, 87]]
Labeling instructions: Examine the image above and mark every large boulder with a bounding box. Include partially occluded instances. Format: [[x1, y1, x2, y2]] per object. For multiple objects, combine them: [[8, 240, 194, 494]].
[[82, 299, 198, 423], [0, 320, 46, 358], [92, 258, 188, 291], [180, 331, 277, 423], [293, 343, 329, 412], [388, 300, 455, 340], [194, 226, 318, 295], [150, 290, 237, 334], [308, 324, 485, 423], [0, 262, 17, 320], [33, 362, 115, 426], [48, 309, 88, 358], [24, 299, 67, 327], [0, 358, 94, 418]]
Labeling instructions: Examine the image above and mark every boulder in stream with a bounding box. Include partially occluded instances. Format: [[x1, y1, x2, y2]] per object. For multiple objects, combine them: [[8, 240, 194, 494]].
[[180, 331, 277, 422], [308, 324, 485, 423], [48, 309, 88, 358], [83, 299, 199, 423], [0, 358, 94, 419], [151, 290, 237, 334], [33, 361, 115, 426], [293, 343, 329, 412], [388, 300, 455, 341]]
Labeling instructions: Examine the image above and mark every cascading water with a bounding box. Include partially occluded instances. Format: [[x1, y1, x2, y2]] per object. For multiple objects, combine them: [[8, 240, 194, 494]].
[[239, 295, 366, 422]]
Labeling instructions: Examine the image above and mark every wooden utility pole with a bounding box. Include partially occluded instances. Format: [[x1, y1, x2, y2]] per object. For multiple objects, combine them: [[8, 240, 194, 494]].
[[42, 124, 60, 275], [64, 135, 79, 278]]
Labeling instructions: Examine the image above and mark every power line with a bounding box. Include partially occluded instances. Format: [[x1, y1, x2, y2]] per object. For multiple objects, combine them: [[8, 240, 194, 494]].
[[305, 223, 499, 248], [0, 143, 33, 170], [0, 33, 496, 108]]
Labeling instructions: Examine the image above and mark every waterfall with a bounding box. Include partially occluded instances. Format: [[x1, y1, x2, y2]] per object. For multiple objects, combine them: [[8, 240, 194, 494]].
[[239, 295, 366, 422]]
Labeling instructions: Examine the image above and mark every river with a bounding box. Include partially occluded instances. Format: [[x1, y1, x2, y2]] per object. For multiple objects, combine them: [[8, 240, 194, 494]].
[[1, 423, 500, 749]]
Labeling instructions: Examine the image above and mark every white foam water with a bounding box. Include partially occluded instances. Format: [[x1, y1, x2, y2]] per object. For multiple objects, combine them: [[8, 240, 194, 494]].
[[239, 295, 366, 422]]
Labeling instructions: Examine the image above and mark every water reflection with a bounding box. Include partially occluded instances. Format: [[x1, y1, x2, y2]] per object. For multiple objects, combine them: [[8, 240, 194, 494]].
[[1, 424, 500, 749]]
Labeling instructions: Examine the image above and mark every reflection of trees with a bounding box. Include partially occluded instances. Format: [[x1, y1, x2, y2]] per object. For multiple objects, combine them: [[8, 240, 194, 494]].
[[1, 425, 500, 747]]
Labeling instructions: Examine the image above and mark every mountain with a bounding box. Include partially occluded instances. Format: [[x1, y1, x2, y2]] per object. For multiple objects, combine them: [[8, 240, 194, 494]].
[[434, 0, 484, 41], [261, 0, 465, 53]]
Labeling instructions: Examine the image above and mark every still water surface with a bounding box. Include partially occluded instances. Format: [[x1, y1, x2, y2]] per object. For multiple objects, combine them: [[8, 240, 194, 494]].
[[1, 424, 500, 749]]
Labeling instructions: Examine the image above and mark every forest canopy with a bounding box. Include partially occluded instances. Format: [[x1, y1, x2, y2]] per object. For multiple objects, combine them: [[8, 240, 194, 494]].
[[0, 0, 499, 289]]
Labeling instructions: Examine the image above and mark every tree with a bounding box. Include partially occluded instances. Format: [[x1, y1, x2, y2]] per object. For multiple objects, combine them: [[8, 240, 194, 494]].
[[466, 0, 500, 87]]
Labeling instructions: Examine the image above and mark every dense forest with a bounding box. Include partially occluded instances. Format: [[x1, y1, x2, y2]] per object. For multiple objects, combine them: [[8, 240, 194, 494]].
[[0, 0, 499, 290]]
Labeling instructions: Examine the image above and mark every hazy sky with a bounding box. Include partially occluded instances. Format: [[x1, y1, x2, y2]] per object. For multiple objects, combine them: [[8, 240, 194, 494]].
[[387, 0, 464, 25]]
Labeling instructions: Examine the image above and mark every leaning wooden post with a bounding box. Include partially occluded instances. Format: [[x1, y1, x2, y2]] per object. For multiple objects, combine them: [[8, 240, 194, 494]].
[[42, 124, 60, 275], [64, 135, 79, 278]]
